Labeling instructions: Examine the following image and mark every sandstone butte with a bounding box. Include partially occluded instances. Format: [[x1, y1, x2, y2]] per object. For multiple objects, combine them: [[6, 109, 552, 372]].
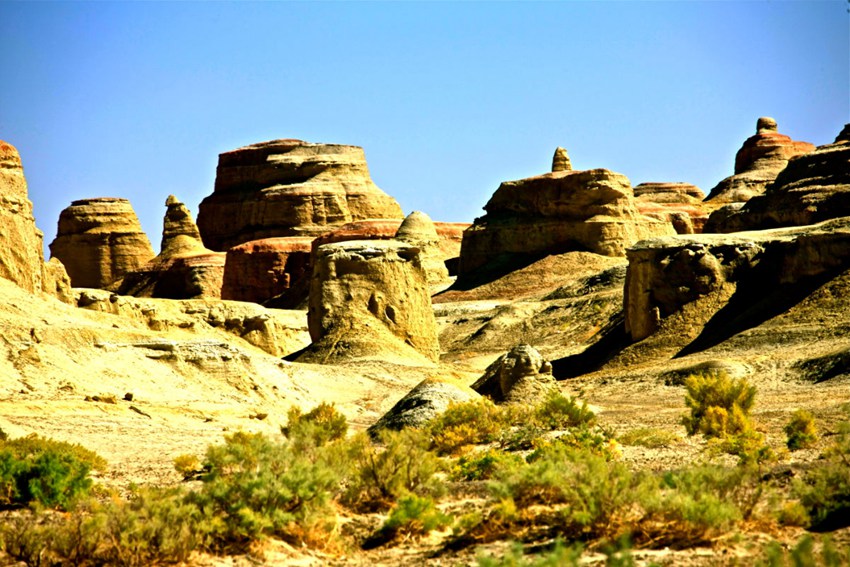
[[633, 182, 709, 234], [0, 140, 72, 302], [457, 149, 675, 280], [221, 236, 314, 305], [707, 123, 850, 233], [49, 197, 155, 289], [705, 116, 815, 204], [117, 195, 225, 299], [196, 139, 404, 251]]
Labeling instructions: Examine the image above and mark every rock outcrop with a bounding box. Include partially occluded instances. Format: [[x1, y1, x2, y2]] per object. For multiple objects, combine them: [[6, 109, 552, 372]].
[[0, 140, 72, 302], [705, 117, 814, 204], [552, 147, 572, 172], [117, 196, 225, 299], [196, 139, 404, 250], [624, 217, 850, 342], [221, 237, 313, 305], [706, 124, 850, 233], [49, 198, 155, 290], [471, 344, 557, 403], [297, 240, 439, 364], [395, 211, 451, 286], [457, 167, 675, 279], [368, 377, 478, 435], [633, 182, 710, 234]]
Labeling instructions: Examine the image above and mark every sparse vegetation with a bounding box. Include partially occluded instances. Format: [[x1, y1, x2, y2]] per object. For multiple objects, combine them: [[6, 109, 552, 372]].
[[784, 409, 818, 450], [619, 427, 680, 448], [282, 401, 348, 448], [681, 371, 756, 438], [428, 398, 510, 455]]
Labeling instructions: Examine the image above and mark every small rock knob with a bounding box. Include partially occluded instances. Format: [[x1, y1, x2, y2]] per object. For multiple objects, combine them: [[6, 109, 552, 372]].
[[757, 117, 777, 134], [552, 147, 572, 172]]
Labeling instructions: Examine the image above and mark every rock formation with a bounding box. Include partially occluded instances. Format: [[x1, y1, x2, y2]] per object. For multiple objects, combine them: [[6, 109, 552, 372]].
[[471, 344, 558, 403], [368, 377, 478, 435], [49, 198, 154, 290], [633, 182, 709, 234], [117, 196, 225, 299], [0, 140, 72, 302], [624, 217, 850, 342], [221, 237, 313, 305], [297, 240, 440, 364], [457, 166, 675, 279], [196, 139, 404, 250], [706, 124, 850, 233], [552, 147, 572, 172], [705, 117, 814, 204], [395, 211, 451, 286]]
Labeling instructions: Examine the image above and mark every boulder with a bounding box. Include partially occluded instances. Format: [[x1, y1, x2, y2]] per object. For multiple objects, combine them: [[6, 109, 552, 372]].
[[634, 182, 710, 234], [0, 140, 72, 302], [624, 217, 850, 341], [221, 237, 313, 305], [196, 139, 404, 250], [117, 196, 225, 299], [706, 124, 850, 233], [471, 344, 558, 404], [49, 198, 155, 289], [705, 117, 814, 204], [457, 167, 675, 279], [395, 211, 451, 286], [297, 240, 439, 364], [368, 377, 478, 435]]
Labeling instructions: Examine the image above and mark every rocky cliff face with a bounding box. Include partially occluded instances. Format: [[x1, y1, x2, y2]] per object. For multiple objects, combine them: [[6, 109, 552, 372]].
[[633, 182, 710, 234], [221, 237, 313, 305], [0, 141, 72, 302], [706, 124, 850, 233], [298, 240, 440, 364], [458, 167, 674, 279], [118, 196, 225, 299], [196, 139, 404, 250], [705, 117, 814, 204], [49, 198, 154, 289]]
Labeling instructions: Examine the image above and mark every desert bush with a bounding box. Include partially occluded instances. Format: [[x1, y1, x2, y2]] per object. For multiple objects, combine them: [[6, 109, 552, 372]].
[[784, 409, 818, 451], [379, 494, 451, 539], [714, 427, 775, 466], [428, 398, 510, 455], [0, 434, 104, 509], [794, 408, 850, 530], [452, 448, 525, 481], [344, 429, 442, 511], [531, 392, 596, 430], [476, 539, 584, 566], [618, 427, 680, 448], [282, 402, 348, 449], [681, 372, 756, 437], [190, 430, 340, 548], [173, 453, 202, 479], [758, 534, 849, 567]]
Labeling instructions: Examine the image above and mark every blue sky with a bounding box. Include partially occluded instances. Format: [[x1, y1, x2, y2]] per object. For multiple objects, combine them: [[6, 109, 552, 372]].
[[1, 1, 847, 253]]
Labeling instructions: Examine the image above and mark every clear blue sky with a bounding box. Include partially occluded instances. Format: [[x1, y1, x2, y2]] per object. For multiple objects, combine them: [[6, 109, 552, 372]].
[[1, 1, 847, 254]]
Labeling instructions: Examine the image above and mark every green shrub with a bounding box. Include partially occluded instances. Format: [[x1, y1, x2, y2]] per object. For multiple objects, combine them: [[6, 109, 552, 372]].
[[191, 430, 341, 548], [173, 453, 201, 479], [428, 399, 509, 455], [380, 494, 451, 538], [531, 392, 596, 430], [784, 409, 818, 451], [619, 427, 680, 448], [0, 434, 104, 509], [477, 539, 584, 567], [681, 372, 756, 437], [758, 534, 849, 567], [344, 428, 442, 511], [452, 449, 525, 481], [794, 408, 850, 530], [282, 402, 348, 448]]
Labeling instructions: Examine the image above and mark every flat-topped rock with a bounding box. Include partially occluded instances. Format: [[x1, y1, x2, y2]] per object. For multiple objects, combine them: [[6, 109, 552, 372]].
[[1, 140, 72, 301], [221, 237, 313, 305], [296, 239, 439, 365], [457, 166, 674, 279], [634, 183, 710, 234], [707, 123, 850, 233], [118, 196, 224, 299], [196, 139, 404, 250], [705, 117, 815, 204]]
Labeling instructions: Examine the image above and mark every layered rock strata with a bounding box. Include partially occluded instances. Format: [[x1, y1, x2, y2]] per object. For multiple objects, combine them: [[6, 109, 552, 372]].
[[471, 344, 558, 404], [625, 217, 850, 341], [0, 140, 72, 301], [395, 211, 451, 286], [705, 117, 814, 204], [197, 139, 404, 250], [298, 240, 440, 364], [634, 182, 709, 234], [552, 147, 572, 172], [706, 124, 850, 233], [118, 196, 225, 299], [221, 237, 313, 305], [49, 198, 154, 289], [458, 167, 675, 278]]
